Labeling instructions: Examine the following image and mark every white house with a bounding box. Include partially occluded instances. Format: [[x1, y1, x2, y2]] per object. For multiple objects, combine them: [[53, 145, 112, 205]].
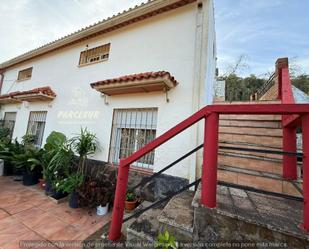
[[0, 0, 216, 181]]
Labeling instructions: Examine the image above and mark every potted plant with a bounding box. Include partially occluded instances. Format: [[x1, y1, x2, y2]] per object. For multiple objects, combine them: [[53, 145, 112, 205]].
[[10, 135, 43, 186], [56, 172, 84, 208], [78, 166, 116, 215], [95, 191, 110, 216], [42, 131, 72, 197], [125, 191, 138, 212], [69, 128, 98, 175]]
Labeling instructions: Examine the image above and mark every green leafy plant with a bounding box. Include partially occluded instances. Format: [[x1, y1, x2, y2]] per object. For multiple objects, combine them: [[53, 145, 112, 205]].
[[42, 131, 73, 188], [11, 147, 43, 173], [126, 191, 136, 202], [0, 127, 11, 145], [69, 128, 98, 175], [44, 131, 67, 152], [55, 172, 84, 195], [22, 134, 37, 146], [155, 230, 178, 249]]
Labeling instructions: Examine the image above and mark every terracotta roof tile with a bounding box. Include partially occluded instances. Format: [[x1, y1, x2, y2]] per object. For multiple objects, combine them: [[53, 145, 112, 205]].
[[90, 71, 178, 88], [0, 86, 56, 99]]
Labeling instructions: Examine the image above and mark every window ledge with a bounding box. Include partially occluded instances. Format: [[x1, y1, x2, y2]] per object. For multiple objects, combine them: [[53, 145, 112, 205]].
[[16, 78, 31, 82], [78, 58, 108, 68]]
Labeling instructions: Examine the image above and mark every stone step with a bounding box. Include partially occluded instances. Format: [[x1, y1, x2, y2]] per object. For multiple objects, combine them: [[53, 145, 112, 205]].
[[219, 126, 282, 137], [220, 119, 282, 129], [157, 191, 195, 242], [219, 133, 282, 148], [126, 207, 162, 244], [218, 165, 302, 197], [191, 183, 309, 248], [218, 152, 282, 175]]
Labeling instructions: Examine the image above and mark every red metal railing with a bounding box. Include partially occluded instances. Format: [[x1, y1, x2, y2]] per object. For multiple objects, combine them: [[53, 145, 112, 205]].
[[108, 102, 309, 241], [276, 58, 299, 180]]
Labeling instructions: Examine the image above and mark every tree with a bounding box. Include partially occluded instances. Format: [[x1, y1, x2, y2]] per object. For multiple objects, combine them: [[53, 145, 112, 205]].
[[292, 75, 309, 94]]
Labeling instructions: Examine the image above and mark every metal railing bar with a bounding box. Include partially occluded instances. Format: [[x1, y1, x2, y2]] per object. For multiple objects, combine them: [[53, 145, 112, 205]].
[[130, 143, 204, 191], [123, 179, 201, 223], [218, 181, 303, 202], [131, 144, 302, 192], [219, 145, 303, 158]]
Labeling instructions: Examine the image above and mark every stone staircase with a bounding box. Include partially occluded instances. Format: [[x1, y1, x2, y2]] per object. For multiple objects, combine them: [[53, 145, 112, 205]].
[[218, 107, 302, 197], [125, 187, 309, 249]]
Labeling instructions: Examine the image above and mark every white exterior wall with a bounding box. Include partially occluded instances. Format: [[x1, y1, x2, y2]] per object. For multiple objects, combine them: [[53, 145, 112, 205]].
[[0, 1, 216, 180]]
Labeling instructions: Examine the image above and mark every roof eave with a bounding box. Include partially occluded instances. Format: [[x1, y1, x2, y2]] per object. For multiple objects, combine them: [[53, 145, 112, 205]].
[[0, 0, 196, 70]]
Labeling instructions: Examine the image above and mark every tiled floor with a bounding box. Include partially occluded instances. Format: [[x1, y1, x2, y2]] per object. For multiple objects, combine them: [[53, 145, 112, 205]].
[[0, 176, 111, 249]]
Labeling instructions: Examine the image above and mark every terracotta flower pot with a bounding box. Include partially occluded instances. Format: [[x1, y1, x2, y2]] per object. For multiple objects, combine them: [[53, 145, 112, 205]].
[[38, 179, 45, 190], [125, 199, 137, 212]]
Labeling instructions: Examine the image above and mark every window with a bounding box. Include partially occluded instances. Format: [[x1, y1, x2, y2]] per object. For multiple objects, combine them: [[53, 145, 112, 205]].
[[3, 112, 17, 139], [26, 111, 47, 147], [17, 67, 33, 81], [79, 43, 110, 66], [109, 108, 158, 169]]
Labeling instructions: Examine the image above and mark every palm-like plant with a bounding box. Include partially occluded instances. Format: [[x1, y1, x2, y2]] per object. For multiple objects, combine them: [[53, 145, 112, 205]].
[[69, 128, 98, 175]]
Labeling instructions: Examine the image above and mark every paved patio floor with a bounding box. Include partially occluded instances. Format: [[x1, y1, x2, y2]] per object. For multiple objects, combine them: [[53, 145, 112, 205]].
[[0, 176, 111, 249]]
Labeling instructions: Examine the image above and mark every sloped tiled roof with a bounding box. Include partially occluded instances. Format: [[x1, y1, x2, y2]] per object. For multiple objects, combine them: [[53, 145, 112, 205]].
[[90, 71, 178, 88], [0, 87, 56, 100], [0, 0, 196, 69]]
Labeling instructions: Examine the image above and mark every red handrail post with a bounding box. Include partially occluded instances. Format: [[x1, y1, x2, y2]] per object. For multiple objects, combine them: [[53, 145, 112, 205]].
[[283, 127, 297, 180], [201, 112, 219, 208], [302, 114, 309, 231], [108, 160, 130, 241]]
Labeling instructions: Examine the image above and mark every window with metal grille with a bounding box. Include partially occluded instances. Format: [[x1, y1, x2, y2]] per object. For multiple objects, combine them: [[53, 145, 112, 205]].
[[26, 111, 47, 147], [109, 108, 158, 169], [3, 112, 17, 139], [79, 43, 110, 66], [17, 67, 32, 81]]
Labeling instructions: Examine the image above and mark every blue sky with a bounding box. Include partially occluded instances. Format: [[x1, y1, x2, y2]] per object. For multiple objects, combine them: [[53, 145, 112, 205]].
[[0, 0, 308, 77], [215, 0, 309, 76]]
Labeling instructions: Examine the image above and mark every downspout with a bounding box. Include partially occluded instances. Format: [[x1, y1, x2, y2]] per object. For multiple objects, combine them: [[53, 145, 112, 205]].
[[0, 71, 4, 115], [190, 0, 205, 184], [0, 71, 4, 94]]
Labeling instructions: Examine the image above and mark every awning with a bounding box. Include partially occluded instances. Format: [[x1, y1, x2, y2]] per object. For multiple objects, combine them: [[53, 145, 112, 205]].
[[90, 71, 178, 96], [0, 87, 56, 104]]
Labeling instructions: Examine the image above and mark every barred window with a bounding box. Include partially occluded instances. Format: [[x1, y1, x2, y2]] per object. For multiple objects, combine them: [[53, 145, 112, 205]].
[[79, 44, 110, 66], [26, 111, 47, 147], [3, 112, 17, 139], [109, 108, 158, 170], [18, 67, 32, 81]]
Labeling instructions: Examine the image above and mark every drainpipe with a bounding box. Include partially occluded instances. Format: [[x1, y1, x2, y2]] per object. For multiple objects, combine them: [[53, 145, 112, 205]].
[[190, 0, 204, 184], [0, 71, 4, 94], [192, 0, 214, 182]]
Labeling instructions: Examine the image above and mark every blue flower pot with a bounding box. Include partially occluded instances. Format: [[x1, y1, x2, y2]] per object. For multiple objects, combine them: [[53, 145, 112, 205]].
[[69, 191, 79, 209]]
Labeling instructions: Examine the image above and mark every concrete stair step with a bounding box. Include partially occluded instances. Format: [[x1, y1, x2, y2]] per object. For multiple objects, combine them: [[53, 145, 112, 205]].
[[191, 183, 309, 248], [157, 191, 195, 242], [122, 201, 154, 238], [218, 165, 302, 197], [126, 207, 162, 244], [219, 133, 282, 148], [218, 152, 282, 174], [220, 119, 282, 129]]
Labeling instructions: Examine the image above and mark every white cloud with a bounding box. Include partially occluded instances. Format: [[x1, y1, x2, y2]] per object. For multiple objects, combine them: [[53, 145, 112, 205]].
[[0, 0, 144, 62]]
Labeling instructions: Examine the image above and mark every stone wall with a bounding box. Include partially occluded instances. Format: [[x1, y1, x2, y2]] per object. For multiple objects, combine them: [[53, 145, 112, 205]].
[[84, 158, 189, 203]]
